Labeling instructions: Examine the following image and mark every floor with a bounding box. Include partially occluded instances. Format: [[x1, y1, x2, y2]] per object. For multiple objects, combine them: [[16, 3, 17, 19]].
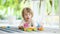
[[0, 27, 60, 34]]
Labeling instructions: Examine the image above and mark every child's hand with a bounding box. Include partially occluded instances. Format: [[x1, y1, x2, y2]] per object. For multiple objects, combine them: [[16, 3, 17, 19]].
[[18, 26, 24, 29]]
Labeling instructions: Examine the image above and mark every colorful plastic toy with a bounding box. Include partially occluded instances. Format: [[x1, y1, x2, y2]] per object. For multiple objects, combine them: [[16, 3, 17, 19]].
[[36, 22, 44, 31], [24, 28, 27, 31], [18, 22, 44, 32], [6, 26, 11, 29], [33, 28, 37, 31], [26, 28, 33, 32], [38, 27, 44, 31], [7, 26, 10, 28], [1, 26, 6, 29], [37, 23, 40, 28]]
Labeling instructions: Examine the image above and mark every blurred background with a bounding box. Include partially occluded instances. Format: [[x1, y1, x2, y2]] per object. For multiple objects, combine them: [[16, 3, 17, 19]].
[[0, 0, 59, 29]]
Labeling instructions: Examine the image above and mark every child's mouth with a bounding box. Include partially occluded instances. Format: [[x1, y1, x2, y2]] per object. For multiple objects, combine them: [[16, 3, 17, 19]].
[[27, 18, 29, 19]]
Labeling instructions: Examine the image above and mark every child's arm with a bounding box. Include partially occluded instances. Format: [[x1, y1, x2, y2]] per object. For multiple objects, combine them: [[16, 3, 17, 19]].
[[18, 20, 24, 29], [31, 20, 37, 28]]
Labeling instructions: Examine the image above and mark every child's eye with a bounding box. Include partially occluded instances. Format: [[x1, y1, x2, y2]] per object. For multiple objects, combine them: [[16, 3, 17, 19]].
[[25, 14, 28, 16]]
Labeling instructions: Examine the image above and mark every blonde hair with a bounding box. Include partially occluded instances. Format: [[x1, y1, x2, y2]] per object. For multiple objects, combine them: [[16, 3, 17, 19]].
[[22, 7, 33, 18]]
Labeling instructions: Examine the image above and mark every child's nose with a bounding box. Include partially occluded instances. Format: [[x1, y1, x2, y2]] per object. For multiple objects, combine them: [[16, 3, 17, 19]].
[[27, 15, 30, 17]]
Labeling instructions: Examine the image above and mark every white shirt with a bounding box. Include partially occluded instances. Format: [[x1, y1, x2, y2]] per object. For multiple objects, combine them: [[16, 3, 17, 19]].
[[19, 20, 37, 28]]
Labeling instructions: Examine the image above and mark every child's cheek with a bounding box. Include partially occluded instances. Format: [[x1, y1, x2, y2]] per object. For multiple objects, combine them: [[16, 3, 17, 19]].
[[28, 16, 31, 19], [24, 16, 27, 19]]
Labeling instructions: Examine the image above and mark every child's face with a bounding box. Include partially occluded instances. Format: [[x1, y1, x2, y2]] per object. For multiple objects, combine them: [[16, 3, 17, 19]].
[[24, 11, 32, 21]]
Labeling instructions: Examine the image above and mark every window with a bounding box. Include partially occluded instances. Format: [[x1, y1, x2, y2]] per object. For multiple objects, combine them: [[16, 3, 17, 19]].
[[0, 0, 59, 28], [0, 0, 31, 25]]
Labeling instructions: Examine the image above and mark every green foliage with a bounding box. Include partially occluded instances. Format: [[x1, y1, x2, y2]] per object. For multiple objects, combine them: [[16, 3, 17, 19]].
[[0, 0, 27, 20], [54, 0, 59, 14], [0, 0, 59, 20]]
